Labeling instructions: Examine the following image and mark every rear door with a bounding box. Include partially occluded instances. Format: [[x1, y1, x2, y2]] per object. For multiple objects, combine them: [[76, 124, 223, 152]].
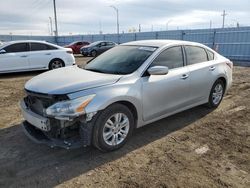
[[0, 43, 29, 72], [184, 45, 216, 103], [141, 46, 191, 121], [29, 42, 57, 69]]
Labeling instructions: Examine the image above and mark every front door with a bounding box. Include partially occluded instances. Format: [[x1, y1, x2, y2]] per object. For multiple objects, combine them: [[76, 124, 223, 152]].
[[141, 46, 191, 121], [0, 43, 29, 72]]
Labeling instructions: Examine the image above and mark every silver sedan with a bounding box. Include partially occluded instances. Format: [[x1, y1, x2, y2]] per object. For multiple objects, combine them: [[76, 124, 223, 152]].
[[21, 40, 233, 151]]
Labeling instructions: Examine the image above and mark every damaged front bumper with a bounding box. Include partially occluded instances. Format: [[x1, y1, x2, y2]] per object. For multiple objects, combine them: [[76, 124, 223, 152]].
[[21, 100, 96, 149]]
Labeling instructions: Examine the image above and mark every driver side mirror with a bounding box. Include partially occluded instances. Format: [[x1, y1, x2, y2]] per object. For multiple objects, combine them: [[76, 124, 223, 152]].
[[0, 49, 6, 54], [147, 66, 169, 75]]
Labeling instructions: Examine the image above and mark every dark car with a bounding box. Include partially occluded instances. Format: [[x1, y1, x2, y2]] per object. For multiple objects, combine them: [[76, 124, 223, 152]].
[[64, 41, 90, 54], [80, 41, 117, 57]]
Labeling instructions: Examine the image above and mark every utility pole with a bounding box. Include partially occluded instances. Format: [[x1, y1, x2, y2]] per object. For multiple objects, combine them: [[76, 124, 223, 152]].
[[221, 10, 227, 28], [110, 5, 119, 44], [49, 17, 53, 36], [209, 20, 212, 29], [53, 0, 58, 36], [139, 24, 141, 32]]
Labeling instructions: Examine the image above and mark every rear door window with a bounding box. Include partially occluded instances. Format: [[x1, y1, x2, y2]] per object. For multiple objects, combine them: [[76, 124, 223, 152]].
[[30, 43, 57, 51], [4, 43, 29, 53], [30, 43, 48, 51], [151, 46, 184, 69], [185, 46, 208, 65]]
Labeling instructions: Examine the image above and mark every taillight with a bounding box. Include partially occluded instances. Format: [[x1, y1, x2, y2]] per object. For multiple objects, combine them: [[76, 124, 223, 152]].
[[66, 50, 73, 54], [226, 61, 233, 69]]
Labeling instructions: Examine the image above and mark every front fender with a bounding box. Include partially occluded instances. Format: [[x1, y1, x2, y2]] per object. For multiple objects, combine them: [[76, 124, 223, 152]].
[[67, 79, 143, 126]]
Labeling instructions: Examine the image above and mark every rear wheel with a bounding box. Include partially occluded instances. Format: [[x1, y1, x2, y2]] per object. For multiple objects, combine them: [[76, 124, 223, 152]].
[[49, 59, 65, 70], [92, 104, 135, 152], [207, 79, 225, 108]]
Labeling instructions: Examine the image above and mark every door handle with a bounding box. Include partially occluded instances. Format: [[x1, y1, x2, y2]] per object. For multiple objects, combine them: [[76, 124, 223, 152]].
[[209, 66, 216, 71], [181, 74, 189, 79], [20, 55, 28, 58], [45, 53, 51, 55]]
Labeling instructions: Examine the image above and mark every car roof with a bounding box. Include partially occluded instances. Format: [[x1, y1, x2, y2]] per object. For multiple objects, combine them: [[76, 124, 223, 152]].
[[122, 40, 205, 48], [0, 40, 62, 49], [4, 40, 50, 45]]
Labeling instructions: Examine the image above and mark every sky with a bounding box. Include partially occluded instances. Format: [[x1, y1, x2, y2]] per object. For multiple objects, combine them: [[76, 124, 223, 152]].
[[0, 0, 249, 36]]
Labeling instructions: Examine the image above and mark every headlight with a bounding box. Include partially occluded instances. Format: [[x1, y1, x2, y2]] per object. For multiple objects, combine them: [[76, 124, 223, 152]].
[[46, 94, 95, 118]]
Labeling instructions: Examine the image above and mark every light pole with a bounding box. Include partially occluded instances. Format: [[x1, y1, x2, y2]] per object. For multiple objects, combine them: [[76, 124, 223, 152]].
[[221, 10, 227, 28], [49, 17, 53, 36], [110, 5, 119, 44], [166, 19, 172, 31], [53, 0, 58, 36]]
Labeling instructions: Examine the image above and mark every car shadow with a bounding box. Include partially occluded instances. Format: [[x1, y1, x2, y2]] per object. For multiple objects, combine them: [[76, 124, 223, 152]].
[[0, 105, 214, 187]]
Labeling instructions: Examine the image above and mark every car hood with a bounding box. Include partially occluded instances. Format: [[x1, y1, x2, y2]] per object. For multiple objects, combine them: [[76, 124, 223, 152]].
[[25, 66, 122, 95]]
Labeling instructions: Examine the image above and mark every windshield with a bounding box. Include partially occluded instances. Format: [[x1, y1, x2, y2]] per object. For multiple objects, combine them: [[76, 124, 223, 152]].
[[88, 41, 101, 47], [85, 45, 157, 75], [68, 41, 77, 46]]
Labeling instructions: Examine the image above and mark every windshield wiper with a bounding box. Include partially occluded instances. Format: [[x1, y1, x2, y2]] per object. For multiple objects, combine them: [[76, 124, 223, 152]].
[[85, 68, 106, 73], [110, 71, 127, 75]]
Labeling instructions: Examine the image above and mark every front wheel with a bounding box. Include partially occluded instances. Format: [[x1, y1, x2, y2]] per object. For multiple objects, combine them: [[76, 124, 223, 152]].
[[92, 104, 135, 152], [91, 50, 97, 57], [207, 79, 225, 108]]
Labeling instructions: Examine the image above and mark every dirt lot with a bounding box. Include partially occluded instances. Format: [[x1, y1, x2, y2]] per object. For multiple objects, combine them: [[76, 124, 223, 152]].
[[0, 57, 249, 188]]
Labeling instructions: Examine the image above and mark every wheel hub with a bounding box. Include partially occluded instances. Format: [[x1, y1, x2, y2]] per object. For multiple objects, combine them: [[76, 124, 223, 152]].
[[102, 113, 130, 146]]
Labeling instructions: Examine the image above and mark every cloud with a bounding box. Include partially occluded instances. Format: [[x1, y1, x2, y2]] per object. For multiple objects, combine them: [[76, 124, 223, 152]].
[[0, 0, 249, 35]]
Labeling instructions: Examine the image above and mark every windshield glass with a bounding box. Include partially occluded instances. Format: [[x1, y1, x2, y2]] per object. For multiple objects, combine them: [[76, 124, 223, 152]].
[[88, 41, 101, 47], [68, 41, 77, 46], [85, 45, 157, 75]]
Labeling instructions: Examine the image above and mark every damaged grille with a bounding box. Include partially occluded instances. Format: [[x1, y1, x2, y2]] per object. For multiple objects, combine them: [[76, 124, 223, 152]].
[[24, 90, 68, 116]]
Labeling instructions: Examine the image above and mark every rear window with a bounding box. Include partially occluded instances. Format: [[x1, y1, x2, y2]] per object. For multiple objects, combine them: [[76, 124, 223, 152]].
[[207, 50, 214, 61], [185, 46, 208, 65]]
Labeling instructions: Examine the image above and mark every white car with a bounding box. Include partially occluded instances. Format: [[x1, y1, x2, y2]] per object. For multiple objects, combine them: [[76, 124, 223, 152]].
[[0, 40, 75, 73]]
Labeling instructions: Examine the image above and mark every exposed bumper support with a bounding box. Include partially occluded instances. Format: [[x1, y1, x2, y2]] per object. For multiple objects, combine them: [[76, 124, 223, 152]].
[[22, 121, 83, 149]]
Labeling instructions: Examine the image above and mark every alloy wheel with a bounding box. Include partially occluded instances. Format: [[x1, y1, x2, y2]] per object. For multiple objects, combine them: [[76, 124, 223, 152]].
[[102, 113, 130, 146], [212, 83, 223, 105]]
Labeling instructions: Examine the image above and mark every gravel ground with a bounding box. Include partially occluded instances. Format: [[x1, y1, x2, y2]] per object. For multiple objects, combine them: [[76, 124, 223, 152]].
[[0, 57, 249, 188]]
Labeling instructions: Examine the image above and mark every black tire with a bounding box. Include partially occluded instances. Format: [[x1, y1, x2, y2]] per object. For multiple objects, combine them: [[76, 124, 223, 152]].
[[92, 104, 135, 152], [207, 79, 225, 108], [49, 59, 65, 70], [91, 50, 97, 57]]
